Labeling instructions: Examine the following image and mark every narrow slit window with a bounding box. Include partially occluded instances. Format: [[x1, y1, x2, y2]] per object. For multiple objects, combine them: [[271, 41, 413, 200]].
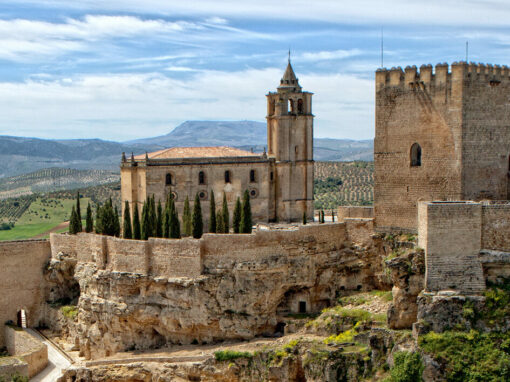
[[250, 169, 256, 182], [199, 171, 205, 185], [224, 170, 231, 183], [166, 173, 172, 185]]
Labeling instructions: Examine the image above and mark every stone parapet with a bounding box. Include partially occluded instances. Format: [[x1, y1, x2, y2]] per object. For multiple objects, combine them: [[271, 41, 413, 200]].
[[4, 326, 48, 378]]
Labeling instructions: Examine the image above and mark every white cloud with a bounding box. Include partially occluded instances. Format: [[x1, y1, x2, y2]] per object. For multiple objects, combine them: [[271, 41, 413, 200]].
[[0, 68, 374, 140], [299, 49, 363, 62], [11, 0, 510, 27]]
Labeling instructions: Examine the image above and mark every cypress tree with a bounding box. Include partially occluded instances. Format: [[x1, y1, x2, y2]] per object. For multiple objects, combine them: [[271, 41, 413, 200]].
[[192, 193, 203, 239], [233, 197, 241, 233], [95, 203, 103, 234], [303, 211, 307, 225], [240, 190, 252, 234], [169, 197, 181, 239], [331, 210, 335, 222], [69, 206, 79, 234], [113, 206, 121, 237], [222, 193, 229, 233], [209, 190, 216, 233], [85, 203, 93, 233], [133, 203, 141, 240], [182, 196, 192, 236], [123, 201, 132, 239], [141, 198, 150, 240], [156, 200, 163, 238], [76, 191, 82, 232], [216, 210, 224, 233]]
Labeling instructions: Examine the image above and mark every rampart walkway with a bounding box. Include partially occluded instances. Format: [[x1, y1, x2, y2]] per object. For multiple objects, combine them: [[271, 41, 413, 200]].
[[27, 329, 72, 382]]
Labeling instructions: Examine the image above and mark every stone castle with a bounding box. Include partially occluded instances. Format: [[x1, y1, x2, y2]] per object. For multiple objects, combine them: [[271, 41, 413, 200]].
[[374, 63, 510, 231], [121, 60, 314, 224], [0, 60, 509, 381]]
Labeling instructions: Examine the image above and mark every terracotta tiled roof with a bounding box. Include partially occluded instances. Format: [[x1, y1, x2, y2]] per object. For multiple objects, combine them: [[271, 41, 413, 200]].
[[134, 146, 259, 160]]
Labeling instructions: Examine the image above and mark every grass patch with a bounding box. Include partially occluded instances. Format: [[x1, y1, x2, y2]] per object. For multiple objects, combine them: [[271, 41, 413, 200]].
[[214, 350, 253, 362], [369, 290, 393, 302], [60, 305, 78, 320], [419, 330, 510, 381]]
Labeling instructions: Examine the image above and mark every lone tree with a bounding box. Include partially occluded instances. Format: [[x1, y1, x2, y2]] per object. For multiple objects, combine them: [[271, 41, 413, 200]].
[[216, 210, 224, 233], [192, 193, 203, 239], [233, 196, 242, 233], [69, 206, 80, 234], [85, 203, 94, 233], [182, 195, 192, 236], [132, 203, 141, 240], [123, 201, 132, 239], [75, 191, 82, 232], [209, 190, 216, 233], [240, 190, 252, 234], [222, 193, 229, 233]]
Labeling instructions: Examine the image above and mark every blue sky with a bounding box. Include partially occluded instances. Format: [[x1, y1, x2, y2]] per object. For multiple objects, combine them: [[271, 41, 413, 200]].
[[1, 1, 510, 141]]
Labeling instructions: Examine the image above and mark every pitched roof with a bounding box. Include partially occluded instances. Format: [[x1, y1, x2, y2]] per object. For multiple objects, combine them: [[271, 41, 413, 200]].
[[134, 146, 260, 160], [278, 61, 301, 91]]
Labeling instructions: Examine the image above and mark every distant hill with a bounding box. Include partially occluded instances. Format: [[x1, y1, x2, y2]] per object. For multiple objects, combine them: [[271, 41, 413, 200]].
[[0, 136, 161, 178], [0, 121, 373, 179], [127, 121, 267, 148], [0, 168, 120, 200]]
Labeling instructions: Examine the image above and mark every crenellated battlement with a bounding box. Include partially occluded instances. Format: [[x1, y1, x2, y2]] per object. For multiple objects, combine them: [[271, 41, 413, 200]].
[[376, 62, 510, 92]]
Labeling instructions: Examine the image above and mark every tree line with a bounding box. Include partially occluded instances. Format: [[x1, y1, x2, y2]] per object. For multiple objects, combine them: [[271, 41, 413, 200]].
[[69, 189, 253, 239]]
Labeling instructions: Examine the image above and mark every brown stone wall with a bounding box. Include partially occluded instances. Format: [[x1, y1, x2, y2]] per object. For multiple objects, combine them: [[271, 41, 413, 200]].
[[0, 240, 51, 346], [150, 238, 202, 278], [418, 201, 485, 293], [374, 65, 463, 231], [481, 202, 510, 251], [5, 327, 48, 378], [461, 64, 510, 200], [337, 206, 374, 222]]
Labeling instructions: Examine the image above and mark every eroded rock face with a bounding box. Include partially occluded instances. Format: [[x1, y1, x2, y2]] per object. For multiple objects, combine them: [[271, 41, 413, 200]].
[[70, 236, 389, 359], [386, 250, 425, 329]]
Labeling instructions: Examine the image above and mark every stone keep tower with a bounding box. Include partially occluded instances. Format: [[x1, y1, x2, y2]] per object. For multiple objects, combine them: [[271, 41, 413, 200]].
[[267, 60, 314, 222], [375, 62, 510, 231]]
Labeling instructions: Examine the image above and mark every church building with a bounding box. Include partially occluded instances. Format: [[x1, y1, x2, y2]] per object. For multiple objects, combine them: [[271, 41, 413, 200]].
[[121, 60, 314, 226]]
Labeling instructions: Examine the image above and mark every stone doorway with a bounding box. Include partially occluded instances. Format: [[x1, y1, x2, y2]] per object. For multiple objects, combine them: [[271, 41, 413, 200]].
[[16, 309, 27, 328]]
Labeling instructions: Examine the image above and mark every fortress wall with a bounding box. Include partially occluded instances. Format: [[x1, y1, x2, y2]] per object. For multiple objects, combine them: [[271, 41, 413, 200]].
[[337, 206, 374, 222], [149, 238, 202, 278], [481, 203, 510, 252], [418, 201, 485, 294], [201, 223, 346, 268], [106, 236, 147, 274], [344, 218, 375, 246], [0, 240, 51, 347]]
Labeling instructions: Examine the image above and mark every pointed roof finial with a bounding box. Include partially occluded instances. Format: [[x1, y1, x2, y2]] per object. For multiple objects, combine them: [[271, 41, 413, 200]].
[[278, 52, 301, 92], [288, 49, 291, 63]]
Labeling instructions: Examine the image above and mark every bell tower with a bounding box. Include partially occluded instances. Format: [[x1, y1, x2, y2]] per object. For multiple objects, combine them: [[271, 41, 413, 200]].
[[266, 58, 314, 222]]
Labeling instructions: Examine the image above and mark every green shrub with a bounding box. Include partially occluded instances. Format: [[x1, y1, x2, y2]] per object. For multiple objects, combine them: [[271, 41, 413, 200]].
[[214, 350, 253, 361], [60, 305, 78, 319], [387, 351, 423, 382], [419, 330, 510, 381]]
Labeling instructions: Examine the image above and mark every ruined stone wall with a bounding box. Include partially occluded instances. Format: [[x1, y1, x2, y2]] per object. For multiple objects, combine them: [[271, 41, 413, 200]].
[[0, 240, 51, 347], [374, 64, 463, 231], [50, 233, 202, 278], [418, 201, 485, 294], [481, 202, 510, 252]]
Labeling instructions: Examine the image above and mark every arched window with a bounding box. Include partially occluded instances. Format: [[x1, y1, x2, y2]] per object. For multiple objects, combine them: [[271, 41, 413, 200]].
[[224, 170, 231, 183], [165, 173, 172, 185], [410, 143, 422, 167], [250, 169, 256, 183], [288, 99, 295, 114], [198, 171, 205, 185], [297, 99, 303, 113]]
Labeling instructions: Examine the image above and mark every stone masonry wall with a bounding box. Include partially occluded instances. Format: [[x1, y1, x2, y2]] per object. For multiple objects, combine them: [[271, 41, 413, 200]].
[[5, 326, 48, 378], [0, 240, 51, 347], [418, 201, 485, 294], [337, 206, 374, 222], [481, 202, 510, 252]]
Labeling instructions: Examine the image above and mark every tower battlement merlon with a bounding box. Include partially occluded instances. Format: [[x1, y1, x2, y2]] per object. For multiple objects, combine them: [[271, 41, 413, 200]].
[[376, 62, 510, 92]]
